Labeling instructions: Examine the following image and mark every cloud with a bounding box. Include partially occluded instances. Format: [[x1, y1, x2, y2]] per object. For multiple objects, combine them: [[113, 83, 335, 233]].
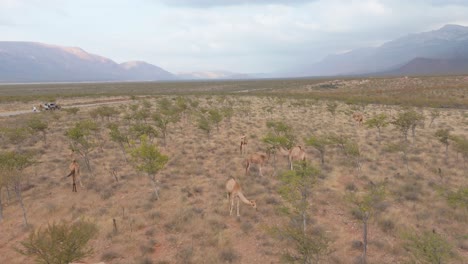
[[158, 0, 316, 8]]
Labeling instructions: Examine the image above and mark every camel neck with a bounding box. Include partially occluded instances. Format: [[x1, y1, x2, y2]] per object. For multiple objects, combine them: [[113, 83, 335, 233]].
[[237, 191, 251, 204]]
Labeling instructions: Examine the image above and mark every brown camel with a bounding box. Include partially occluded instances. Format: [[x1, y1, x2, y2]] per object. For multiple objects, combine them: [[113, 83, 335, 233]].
[[279, 146, 307, 170], [240, 135, 247, 155], [226, 178, 256, 217], [352, 112, 364, 126], [245, 152, 269, 176], [66, 159, 83, 192]]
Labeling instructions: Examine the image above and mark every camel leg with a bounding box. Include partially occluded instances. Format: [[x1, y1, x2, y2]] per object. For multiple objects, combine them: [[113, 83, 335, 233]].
[[245, 162, 250, 175], [289, 156, 293, 170], [230, 196, 234, 216], [259, 165, 263, 177], [237, 196, 240, 217]]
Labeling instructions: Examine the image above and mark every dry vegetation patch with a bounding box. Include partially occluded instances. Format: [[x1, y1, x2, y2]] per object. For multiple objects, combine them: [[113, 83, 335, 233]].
[[0, 78, 467, 263]]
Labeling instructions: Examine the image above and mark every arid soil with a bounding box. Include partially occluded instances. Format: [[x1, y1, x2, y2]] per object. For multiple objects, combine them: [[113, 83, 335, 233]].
[[0, 89, 467, 263]]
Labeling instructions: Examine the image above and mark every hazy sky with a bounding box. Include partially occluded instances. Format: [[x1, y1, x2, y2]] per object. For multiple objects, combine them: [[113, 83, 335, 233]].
[[1, 0, 468, 73]]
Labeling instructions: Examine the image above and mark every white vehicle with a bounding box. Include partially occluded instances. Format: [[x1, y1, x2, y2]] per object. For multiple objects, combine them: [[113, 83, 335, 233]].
[[43, 102, 61, 110]]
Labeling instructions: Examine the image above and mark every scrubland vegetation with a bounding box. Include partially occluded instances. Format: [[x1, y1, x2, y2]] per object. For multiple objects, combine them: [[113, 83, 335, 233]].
[[0, 76, 467, 263]]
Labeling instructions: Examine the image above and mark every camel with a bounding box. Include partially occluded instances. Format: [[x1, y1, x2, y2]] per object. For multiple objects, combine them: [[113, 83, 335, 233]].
[[245, 152, 269, 176], [352, 112, 364, 126], [240, 135, 247, 155], [66, 159, 83, 192], [279, 146, 307, 170], [226, 178, 256, 217]]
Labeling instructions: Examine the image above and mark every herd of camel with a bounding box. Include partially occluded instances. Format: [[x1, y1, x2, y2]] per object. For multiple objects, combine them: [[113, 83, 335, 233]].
[[227, 112, 363, 217], [227, 137, 307, 217], [64, 112, 365, 217]]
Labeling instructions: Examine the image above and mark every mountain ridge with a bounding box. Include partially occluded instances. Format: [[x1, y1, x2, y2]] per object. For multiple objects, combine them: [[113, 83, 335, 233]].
[[299, 24, 468, 77], [0, 41, 176, 83]]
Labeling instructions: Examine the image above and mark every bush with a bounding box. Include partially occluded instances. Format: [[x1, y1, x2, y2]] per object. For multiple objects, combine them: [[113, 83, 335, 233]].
[[17, 220, 98, 264]]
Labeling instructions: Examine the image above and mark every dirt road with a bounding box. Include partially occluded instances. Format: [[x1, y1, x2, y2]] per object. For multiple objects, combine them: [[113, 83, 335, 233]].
[[0, 100, 130, 117]]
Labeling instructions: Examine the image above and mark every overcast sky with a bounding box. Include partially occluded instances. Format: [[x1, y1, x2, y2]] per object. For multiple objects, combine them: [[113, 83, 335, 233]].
[[1, 0, 468, 73]]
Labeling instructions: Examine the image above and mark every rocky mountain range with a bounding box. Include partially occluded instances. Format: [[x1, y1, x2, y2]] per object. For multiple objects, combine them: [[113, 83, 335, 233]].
[[0, 42, 175, 83], [2, 24, 468, 83], [300, 24, 468, 77]]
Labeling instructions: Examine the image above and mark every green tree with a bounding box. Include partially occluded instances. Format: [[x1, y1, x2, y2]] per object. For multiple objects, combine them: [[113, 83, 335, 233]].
[[364, 113, 389, 144], [263, 121, 296, 171], [0, 127, 30, 150], [450, 135, 468, 172], [435, 129, 450, 162], [153, 98, 181, 145], [208, 109, 223, 131], [27, 117, 48, 144], [429, 109, 441, 127], [130, 135, 168, 200], [273, 162, 330, 263], [0, 151, 34, 227], [347, 181, 386, 264], [326, 101, 338, 122], [17, 220, 98, 264], [197, 115, 212, 138], [392, 110, 424, 142], [65, 120, 98, 174], [130, 123, 158, 142], [305, 135, 330, 165], [403, 230, 453, 264], [107, 123, 129, 162], [93, 105, 119, 122]]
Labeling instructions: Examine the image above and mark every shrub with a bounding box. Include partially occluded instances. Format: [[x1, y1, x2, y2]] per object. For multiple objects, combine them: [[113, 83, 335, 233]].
[[17, 220, 98, 264]]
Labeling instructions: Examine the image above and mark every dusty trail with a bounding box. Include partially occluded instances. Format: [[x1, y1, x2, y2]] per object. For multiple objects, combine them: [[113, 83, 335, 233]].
[[0, 99, 131, 117]]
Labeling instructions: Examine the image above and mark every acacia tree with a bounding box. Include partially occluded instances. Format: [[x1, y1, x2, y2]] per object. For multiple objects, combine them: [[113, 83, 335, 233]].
[[435, 129, 450, 163], [0, 127, 30, 151], [107, 123, 129, 162], [364, 113, 389, 144], [429, 109, 441, 127], [130, 135, 168, 200], [274, 161, 330, 263], [153, 98, 181, 145], [65, 120, 98, 174], [326, 101, 339, 122], [0, 151, 34, 227], [403, 229, 453, 264], [262, 121, 295, 171], [130, 123, 158, 142], [347, 181, 386, 264], [197, 115, 213, 138], [306, 135, 331, 165], [392, 110, 424, 142], [208, 108, 223, 132], [17, 220, 98, 264], [451, 135, 468, 172], [27, 117, 48, 144]]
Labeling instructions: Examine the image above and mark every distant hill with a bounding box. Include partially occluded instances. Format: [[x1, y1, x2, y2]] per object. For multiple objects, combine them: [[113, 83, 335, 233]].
[[386, 57, 468, 76], [0, 42, 176, 83], [299, 24, 468, 77], [177, 71, 255, 80]]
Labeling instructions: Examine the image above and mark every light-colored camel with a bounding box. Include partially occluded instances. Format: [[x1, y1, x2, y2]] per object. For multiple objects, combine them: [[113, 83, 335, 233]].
[[226, 178, 256, 216], [66, 159, 83, 192], [352, 112, 364, 126], [245, 152, 269, 176], [279, 146, 307, 170], [240, 135, 247, 155]]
